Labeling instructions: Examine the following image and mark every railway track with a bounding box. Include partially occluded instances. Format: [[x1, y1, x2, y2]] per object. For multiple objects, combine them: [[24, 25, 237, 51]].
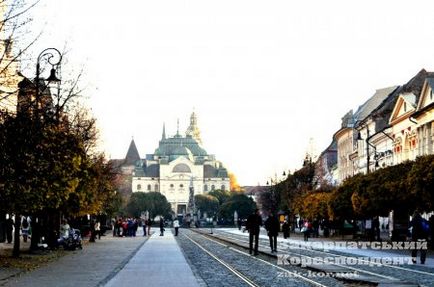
[[192, 229, 431, 287], [182, 231, 375, 287]]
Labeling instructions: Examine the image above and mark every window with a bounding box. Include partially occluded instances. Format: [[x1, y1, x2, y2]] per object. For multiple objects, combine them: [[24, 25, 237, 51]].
[[204, 185, 208, 192], [221, 185, 225, 191], [211, 185, 215, 191], [403, 102, 407, 112], [170, 184, 174, 188], [173, 164, 191, 173], [155, 184, 159, 192], [147, 184, 151, 191], [180, 184, 184, 188], [137, 184, 141, 190]]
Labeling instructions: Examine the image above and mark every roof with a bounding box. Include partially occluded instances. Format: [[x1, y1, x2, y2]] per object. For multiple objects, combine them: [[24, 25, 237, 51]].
[[354, 86, 399, 126], [125, 139, 141, 166], [154, 136, 208, 157], [204, 164, 228, 178]]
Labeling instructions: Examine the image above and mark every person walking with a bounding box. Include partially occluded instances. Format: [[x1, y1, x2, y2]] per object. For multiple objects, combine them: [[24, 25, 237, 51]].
[[95, 221, 101, 240], [282, 220, 290, 239], [265, 213, 280, 253], [159, 217, 165, 236], [21, 217, 30, 243], [147, 218, 152, 236], [173, 218, 180, 236], [409, 212, 430, 264], [142, 219, 147, 236], [246, 209, 262, 255]]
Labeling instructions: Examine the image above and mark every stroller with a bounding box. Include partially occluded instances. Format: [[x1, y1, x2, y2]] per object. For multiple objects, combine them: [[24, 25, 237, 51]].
[[58, 228, 83, 250]]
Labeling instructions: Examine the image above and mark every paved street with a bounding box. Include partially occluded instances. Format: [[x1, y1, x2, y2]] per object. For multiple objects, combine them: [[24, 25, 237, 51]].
[[1, 231, 149, 287], [105, 229, 200, 287]]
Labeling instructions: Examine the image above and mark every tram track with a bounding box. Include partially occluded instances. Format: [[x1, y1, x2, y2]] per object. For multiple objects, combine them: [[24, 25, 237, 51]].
[[192, 229, 430, 287], [181, 230, 363, 287]]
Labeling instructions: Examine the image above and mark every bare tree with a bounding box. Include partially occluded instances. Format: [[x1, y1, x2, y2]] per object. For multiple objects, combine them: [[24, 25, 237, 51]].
[[0, 0, 39, 112]]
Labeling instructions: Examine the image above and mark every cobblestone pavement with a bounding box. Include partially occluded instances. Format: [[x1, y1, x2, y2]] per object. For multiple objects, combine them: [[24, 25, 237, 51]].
[[1, 231, 150, 287], [176, 229, 348, 287], [212, 229, 434, 287]]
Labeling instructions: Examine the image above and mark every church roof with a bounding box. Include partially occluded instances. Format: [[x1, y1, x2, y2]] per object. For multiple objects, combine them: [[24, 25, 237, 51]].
[[125, 139, 141, 165], [155, 136, 208, 157]]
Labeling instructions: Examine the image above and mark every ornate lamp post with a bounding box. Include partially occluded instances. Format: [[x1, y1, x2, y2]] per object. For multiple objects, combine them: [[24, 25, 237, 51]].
[[35, 48, 62, 110]]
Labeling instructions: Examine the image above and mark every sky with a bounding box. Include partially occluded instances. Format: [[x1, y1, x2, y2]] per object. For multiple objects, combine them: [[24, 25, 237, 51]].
[[20, 0, 434, 185]]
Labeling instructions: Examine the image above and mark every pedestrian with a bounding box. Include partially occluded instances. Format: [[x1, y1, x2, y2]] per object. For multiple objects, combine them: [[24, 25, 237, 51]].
[[21, 217, 30, 243], [95, 221, 101, 240], [409, 212, 429, 264], [142, 219, 147, 236], [147, 218, 152, 236], [282, 220, 290, 239], [301, 220, 311, 241], [5, 217, 13, 244], [237, 217, 242, 230], [159, 217, 165, 236], [173, 218, 180, 236], [89, 220, 96, 242], [264, 213, 280, 253], [246, 209, 262, 255]]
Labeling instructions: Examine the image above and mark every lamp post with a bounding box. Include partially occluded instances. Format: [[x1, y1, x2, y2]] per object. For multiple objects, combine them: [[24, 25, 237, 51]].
[[35, 48, 62, 112], [357, 128, 378, 174]]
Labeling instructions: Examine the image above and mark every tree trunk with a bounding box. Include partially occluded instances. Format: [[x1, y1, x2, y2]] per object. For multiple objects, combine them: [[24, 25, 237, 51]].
[[12, 215, 21, 257], [30, 214, 41, 251]]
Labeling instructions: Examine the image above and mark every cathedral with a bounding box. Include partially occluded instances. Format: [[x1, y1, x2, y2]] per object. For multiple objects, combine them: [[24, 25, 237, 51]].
[[131, 112, 230, 215]]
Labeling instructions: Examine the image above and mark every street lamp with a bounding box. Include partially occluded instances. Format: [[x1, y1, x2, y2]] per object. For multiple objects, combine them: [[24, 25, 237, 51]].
[[35, 48, 62, 110], [357, 129, 378, 174]]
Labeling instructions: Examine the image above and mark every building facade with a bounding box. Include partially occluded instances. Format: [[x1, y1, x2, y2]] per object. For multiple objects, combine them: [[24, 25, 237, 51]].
[[132, 112, 230, 215]]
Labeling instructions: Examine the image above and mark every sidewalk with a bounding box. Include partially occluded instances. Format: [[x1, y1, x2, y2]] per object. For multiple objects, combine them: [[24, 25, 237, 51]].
[[1, 230, 149, 287], [105, 229, 200, 287], [219, 228, 434, 268]]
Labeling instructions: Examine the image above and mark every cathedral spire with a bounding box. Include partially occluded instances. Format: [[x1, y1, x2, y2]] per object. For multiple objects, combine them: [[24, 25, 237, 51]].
[[186, 110, 202, 144], [162, 122, 166, 139]]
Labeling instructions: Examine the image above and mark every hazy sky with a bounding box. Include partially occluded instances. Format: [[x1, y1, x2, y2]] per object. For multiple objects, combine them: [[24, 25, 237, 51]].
[[25, 0, 434, 185]]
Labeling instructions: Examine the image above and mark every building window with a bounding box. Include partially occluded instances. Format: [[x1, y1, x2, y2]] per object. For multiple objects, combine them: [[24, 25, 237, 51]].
[[147, 184, 151, 191], [137, 184, 141, 190], [155, 184, 159, 192], [204, 185, 208, 192], [170, 184, 174, 188], [221, 185, 225, 191], [211, 185, 215, 191], [403, 102, 407, 112], [180, 184, 184, 188]]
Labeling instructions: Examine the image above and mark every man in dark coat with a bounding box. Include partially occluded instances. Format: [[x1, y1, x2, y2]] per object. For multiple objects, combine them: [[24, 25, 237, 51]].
[[282, 220, 290, 239], [159, 217, 165, 236], [409, 212, 429, 264], [246, 209, 262, 255], [265, 213, 280, 252]]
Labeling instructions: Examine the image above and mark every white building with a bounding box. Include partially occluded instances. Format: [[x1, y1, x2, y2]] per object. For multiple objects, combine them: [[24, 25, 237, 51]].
[[132, 112, 230, 215]]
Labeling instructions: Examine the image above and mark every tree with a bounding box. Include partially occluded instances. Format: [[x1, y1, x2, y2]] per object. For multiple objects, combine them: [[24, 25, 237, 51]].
[[1, 0, 40, 111], [218, 193, 256, 221], [126, 192, 171, 219], [229, 172, 241, 192], [195, 194, 219, 218], [208, 189, 231, 205], [407, 155, 434, 212]]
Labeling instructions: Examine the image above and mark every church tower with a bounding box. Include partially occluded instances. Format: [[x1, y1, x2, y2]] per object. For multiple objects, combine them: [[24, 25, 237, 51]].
[[186, 111, 202, 144]]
